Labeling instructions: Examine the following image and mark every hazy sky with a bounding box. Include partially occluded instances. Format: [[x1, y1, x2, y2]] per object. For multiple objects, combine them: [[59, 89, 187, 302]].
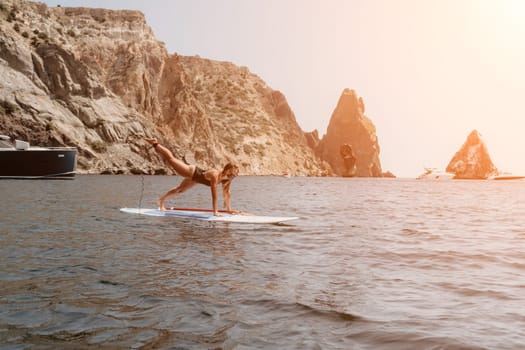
[[41, 0, 525, 177]]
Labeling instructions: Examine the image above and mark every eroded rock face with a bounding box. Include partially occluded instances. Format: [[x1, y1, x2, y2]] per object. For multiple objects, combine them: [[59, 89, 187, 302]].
[[0, 0, 329, 175], [446, 130, 497, 179], [339, 144, 357, 177], [316, 89, 382, 177], [156, 55, 330, 175]]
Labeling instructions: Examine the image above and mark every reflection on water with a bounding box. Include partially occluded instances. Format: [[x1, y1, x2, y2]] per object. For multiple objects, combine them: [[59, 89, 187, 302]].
[[1, 175, 525, 349]]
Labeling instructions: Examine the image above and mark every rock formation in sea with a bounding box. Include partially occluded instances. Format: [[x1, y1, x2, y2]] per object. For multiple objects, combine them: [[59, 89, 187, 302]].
[[446, 130, 498, 179], [313, 89, 382, 177], [0, 0, 331, 176]]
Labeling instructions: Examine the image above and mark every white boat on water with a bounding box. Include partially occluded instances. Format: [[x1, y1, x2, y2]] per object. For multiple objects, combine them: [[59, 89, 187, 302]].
[[417, 167, 525, 181], [0, 135, 77, 179], [489, 172, 525, 181], [416, 167, 455, 180]]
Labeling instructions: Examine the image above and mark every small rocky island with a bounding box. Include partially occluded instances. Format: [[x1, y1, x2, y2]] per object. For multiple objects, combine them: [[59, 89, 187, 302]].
[[446, 130, 498, 179], [418, 130, 500, 180]]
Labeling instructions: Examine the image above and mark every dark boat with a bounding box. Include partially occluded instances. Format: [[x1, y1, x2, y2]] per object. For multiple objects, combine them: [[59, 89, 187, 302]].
[[0, 135, 77, 179]]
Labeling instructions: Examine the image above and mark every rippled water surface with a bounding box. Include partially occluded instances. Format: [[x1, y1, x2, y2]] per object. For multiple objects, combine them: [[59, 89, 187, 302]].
[[1, 175, 525, 349]]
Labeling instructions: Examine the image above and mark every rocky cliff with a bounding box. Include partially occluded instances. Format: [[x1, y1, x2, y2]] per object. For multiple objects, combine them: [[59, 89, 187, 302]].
[[314, 89, 382, 177], [0, 0, 166, 174], [0, 0, 330, 176], [157, 55, 331, 175], [446, 130, 497, 179]]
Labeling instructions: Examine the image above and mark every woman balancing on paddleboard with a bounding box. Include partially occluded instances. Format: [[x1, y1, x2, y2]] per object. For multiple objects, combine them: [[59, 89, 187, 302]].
[[145, 138, 239, 216]]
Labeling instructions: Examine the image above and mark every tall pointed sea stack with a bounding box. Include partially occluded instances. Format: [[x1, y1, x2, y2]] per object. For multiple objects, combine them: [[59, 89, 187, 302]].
[[317, 89, 382, 177], [446, 130, 497, 179]]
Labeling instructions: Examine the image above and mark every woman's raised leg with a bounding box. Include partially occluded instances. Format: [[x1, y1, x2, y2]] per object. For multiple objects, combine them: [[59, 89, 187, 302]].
[[145, 138, 194, 178]]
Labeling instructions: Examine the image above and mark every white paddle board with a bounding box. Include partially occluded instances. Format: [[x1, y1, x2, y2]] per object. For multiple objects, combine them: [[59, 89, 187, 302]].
[[120, 207, 299, 224]]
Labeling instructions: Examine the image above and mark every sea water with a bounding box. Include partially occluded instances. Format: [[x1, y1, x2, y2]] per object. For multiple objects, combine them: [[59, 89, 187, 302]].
[[1, 175, 525, 349]]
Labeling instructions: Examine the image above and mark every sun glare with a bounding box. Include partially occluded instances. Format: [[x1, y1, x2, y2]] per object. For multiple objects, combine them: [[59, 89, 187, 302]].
[[478, 0, 525, 37]]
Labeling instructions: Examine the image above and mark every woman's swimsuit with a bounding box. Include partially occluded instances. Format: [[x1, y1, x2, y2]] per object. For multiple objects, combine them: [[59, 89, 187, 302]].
[[192, 167, 211, 186], [192, 166, 233, 186]]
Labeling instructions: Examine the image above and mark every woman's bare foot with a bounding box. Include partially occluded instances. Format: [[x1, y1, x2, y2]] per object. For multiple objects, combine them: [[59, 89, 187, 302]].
[[145, 137, 158, 146], [157, 198, 166, 211]]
